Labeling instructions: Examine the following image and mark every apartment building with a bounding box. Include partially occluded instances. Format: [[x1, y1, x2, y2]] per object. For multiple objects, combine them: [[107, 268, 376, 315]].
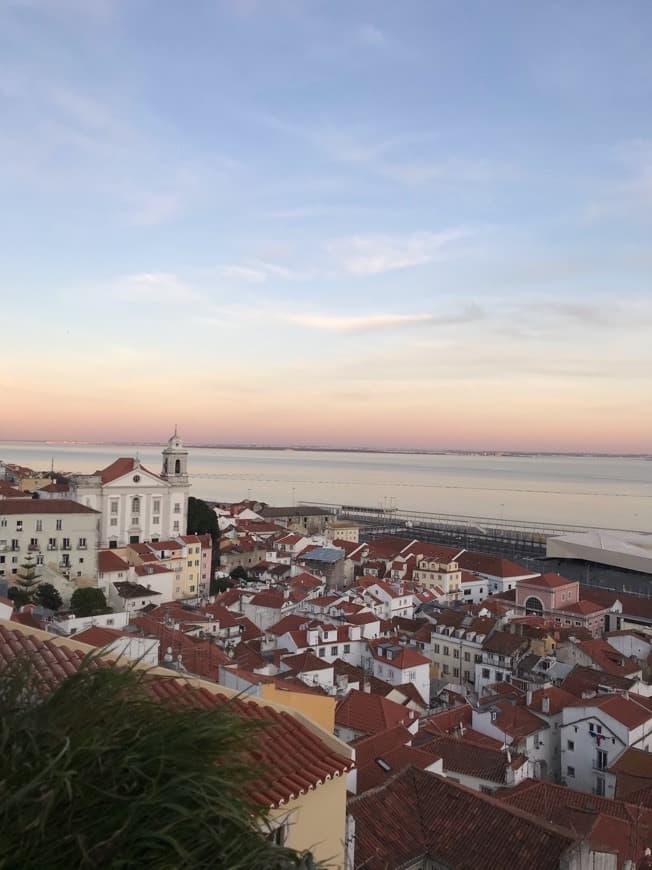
[[0, 499, 99, 581]]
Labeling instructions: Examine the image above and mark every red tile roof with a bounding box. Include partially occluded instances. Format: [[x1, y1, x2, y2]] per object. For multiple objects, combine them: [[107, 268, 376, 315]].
[[280, 651, 333, 673], [348, 766, 578, 870], [73, 626, 129, 647], [426, 735, 526, 784], [609, 747, 652, 799], [356, 745, 441, 793], [351, 724, 413, 768], [248, 591, 284, 609], [482, 631, 527, 656], [528, 686, 578, 717], [113, 582, 161, 600], [572, 693, 652, 730], [335, 689, 417, 737], [562, 664, 636, 696], [0, 499, 99, 515], [576, 639, 641, 676], [97, 457, 163, 484], [0, 482, 27, 498], [520, 572, 576, 590], [561, 599, 608, 615], [488, 700, 549, 740], [456, 552, 535, 579], [129, 615, 230, 679], [0, 622, 352, 809], [98, 550, 131, 573], [497, 779, 652, 867], [368, 640, 430, 670]]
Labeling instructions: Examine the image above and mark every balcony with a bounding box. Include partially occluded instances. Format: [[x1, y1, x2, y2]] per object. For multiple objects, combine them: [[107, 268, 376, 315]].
[[28, 544, 40, 552]]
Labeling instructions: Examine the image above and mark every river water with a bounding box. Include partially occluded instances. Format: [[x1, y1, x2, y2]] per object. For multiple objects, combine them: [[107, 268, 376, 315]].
[[1, 441, 650, 532]]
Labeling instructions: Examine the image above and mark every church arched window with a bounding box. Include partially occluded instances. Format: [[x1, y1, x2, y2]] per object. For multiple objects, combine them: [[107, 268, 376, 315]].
[[132, 496, 140, 514], [175, 459, 181, 474]]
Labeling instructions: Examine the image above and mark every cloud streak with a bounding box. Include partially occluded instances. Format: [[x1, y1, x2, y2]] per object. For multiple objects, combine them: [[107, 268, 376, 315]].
[[326, 229, 467, 275]]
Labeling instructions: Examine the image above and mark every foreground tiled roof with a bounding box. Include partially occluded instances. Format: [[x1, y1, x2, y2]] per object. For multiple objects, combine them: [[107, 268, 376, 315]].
[[0, 622, 353, 809], [348, 766, 577, 870], [73, 626, 130, 647], [610, 747, 652, 799], [351, 724, 413, 768]]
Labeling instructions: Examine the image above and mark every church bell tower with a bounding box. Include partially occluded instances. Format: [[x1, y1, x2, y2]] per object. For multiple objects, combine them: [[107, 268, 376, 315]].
[[161, 426, 189, 486]]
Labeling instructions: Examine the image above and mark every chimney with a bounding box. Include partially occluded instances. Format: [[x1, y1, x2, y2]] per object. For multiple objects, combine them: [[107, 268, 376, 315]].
[[542, 694, 550, 715]]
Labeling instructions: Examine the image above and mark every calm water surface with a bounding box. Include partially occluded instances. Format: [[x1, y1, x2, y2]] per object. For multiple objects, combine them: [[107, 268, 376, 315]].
[[1, 442, 650, 532]]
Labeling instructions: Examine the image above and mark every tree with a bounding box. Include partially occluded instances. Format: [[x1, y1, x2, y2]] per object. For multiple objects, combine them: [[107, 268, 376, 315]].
[[12, 553, 41, 600], [229, 565, 249, 583], [187, 496, 220, 577], [211, 575, 233, 595], [33, 583, 63, 611], [0, 658, 320, 869], [70, 587, 109, 617], [7, 586, 31, 607]]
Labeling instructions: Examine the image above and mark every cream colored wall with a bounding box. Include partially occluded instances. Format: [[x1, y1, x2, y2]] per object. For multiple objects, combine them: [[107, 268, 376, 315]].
[[271, 774, 347, 869], [261, 683, 335, 733]]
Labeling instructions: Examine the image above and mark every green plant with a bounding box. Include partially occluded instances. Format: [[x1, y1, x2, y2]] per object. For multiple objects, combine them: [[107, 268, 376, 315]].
[[70, 587, 109, 617], [0, 657, 320, 869]]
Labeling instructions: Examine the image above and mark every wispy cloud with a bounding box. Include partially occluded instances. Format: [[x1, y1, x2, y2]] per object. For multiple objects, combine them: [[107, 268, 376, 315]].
[[285, 304, 484, 332], [358, 24, 388, 48], [115, 273, 201, 304], [326, 229, 467, 275], [219, 265, 267, 284]]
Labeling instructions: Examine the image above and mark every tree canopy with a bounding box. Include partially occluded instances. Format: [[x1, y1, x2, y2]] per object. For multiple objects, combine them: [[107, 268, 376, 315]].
[[32, 583, 63, 611], [187, 496, 220, 576], [70, 587, 109, 617], [0, 658, 320, 869]]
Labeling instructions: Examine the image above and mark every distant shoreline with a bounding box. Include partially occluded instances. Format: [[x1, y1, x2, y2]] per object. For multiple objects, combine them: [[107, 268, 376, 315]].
[[1, 440, 650, 460]]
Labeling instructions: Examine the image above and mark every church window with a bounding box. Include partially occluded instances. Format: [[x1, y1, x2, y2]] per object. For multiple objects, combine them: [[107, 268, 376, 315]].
[[132, 497, 140, 514], [153, 499, 161, 513], [174, 503, 181, 514], [110, 501, 119, 514], [153, 516, 160, 525], [175, 459, 181, 474]]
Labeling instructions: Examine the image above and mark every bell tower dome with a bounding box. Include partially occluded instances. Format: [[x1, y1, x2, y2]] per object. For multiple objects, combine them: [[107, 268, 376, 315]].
[[161, 426, 189, 485]]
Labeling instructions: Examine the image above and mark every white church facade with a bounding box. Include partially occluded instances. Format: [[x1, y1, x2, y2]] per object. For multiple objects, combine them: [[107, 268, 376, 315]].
[[70, 432, 190, 549]]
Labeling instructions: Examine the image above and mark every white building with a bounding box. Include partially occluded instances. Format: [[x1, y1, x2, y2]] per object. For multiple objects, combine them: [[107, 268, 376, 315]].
[[0, 499, 99, 582], [561, 693, 652, 797], [366, 640, 431, 706], [69, 432, 190, 549]]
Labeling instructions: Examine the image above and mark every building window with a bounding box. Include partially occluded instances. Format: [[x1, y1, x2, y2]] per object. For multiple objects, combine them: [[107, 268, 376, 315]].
[[56, 520, 62, 531], [408, 670, 416, 682], [443, 646, 450, 656], [453, 649, 459, 659], [482, 668, 490, 679], [16, 520, 22, 532], [174, 503, 181, 514], [567, 740, 575, 751], [110, 501, 119, 514], [343, 644, 350, 654], [464, 652, 470, 662], [173, 521, 179, 531], [132, 497, 140, 514], [596, 750, 608, 771], [48, 538, 57, 550], [330, 646, 338, 655], [434, 644, 440, 654], [567, 766, 575, 778], [595, 776, 605, 796], [35, 520, 43, 532], [30, 538, 38, 548], [318, 647, 325, 657], [442, 664, 450, 675], [110, 518, 117, 526], [153, 516, 160, 525], [78, 537, 87, 549], [153, 499, 161, 514], [453, 667, 459, 678], [62, 538, 71, 550]]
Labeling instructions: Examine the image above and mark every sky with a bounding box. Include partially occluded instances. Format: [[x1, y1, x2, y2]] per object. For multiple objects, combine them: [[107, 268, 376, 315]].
[[1, 0, 651, 452]]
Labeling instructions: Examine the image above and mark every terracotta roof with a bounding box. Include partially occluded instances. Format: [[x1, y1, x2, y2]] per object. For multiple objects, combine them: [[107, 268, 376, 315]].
[[129, 615, 230, 679], [134, 564, 174, 578], [482, 631, 527, 656], [351, 724, 413, 768], [562, 664, 637, 696], [528, 686, 578, 717], [0, 482, 27, 498], [456, 552, 535, 579], [98, 550, 131, 573], [497, 779, 652, 867], [73, 626, 129, 647], [38, 482, 70, 493], [610, 747, 652, 799], [356, 745, 441, 793], [489, 700, 549, 739], [519, 572, 576, 590], [280, 651, 333, 673], [335, 689, 417, 737], [0, 621, 352, 809], [576, 639, 641, 677], [113, 582, 162, 600], [0, 499, 99, 515], [561, 599, 608, 615], [97, 457, 163, 484], [146, 540, 184, 552], [248, 591, 284, 609], [420, 703, 473, 737], [368, 640, 430, 670], [348, 766, 578, 870], [572, 693, 652, 730], [427, 735, 526, 784], [576, 588, 652, 624]]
